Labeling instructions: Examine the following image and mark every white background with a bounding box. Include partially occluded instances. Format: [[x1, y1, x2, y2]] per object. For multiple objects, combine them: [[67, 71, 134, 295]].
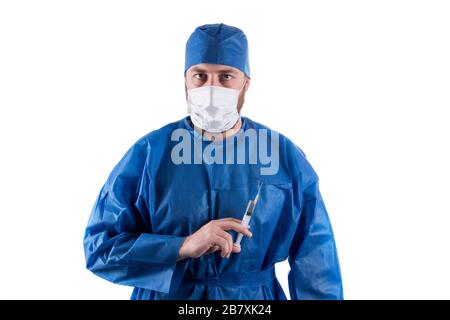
[[1, 0, 449, 299]]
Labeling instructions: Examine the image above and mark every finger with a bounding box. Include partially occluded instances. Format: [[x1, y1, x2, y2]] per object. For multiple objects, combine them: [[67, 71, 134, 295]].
[[216, 229, 233, 258], [217, 229, 233, 257], [205, 245, 220, 255], [216, 221, 253, 237], [232, 243, 241, 253], [217, 217, 243, 224], [212, 235, 229, 257]]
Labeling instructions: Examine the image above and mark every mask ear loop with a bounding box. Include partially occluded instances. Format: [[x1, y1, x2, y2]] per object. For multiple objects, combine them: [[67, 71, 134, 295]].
[[240, 79, 248, 92], [233, 79, 247, 133]]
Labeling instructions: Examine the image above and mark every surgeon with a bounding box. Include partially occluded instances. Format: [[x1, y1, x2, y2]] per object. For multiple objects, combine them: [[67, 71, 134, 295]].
[[83, 23, 343, 300]]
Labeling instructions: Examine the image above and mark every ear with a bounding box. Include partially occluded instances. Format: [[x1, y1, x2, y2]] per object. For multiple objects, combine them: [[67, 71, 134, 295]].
[[244, 78, 251, 92]]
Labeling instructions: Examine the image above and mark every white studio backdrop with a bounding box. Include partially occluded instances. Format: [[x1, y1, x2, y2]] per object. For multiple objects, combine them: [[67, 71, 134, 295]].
[[0, 0, 449, 299]]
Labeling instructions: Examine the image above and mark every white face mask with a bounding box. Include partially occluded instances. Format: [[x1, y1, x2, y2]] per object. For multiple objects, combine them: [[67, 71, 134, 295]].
[[186, 84, 244, 133]]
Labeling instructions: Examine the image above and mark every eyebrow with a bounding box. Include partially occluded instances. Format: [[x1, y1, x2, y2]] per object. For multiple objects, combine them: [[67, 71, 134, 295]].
[[190, 67, 238, 74]]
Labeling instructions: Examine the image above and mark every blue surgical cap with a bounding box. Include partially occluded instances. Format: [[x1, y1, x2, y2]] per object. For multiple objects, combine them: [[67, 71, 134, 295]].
[[185, 23, 250, 78]]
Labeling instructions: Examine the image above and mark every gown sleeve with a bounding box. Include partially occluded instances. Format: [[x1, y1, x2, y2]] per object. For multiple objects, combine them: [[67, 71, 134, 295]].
[[83, 137, 188, 293], [287, 150, 344, 300]]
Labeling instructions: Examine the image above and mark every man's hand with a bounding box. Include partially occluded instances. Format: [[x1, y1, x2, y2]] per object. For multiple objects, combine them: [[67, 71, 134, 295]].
[[177, 218, 252, 261]]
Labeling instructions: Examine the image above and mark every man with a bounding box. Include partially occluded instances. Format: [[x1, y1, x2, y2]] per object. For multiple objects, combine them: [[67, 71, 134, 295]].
[[83, 23, 343, 300]]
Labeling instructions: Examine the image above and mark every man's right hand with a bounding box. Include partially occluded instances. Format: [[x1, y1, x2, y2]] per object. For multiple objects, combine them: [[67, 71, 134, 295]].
[[177, 218, 252, 261]]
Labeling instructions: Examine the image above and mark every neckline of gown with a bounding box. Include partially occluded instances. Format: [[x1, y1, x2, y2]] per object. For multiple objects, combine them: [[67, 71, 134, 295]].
[[182, 116, 250, 146]]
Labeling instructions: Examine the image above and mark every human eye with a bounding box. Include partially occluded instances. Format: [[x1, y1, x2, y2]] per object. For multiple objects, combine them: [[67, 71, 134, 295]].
[[194, 73, 206, 80], [222, 74, 233, 81]]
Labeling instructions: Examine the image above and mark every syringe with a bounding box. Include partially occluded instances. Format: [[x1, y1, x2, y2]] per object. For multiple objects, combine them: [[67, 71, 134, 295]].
[[234, 182, 263, 247]]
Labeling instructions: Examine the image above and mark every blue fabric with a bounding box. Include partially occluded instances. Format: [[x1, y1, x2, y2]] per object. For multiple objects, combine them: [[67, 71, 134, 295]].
[[83, 117, 343, 299], [185, 23, 250, 78]]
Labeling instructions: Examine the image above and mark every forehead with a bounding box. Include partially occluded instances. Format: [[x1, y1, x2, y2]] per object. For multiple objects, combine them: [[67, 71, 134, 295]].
[[187, 63, 243, 75]]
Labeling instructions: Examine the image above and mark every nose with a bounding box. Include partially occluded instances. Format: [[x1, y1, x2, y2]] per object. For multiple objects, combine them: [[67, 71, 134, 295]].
[[205, 75, 221, 87]]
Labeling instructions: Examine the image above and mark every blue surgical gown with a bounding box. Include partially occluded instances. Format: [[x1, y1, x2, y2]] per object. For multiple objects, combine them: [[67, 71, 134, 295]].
[[83, 116, 343, 299]]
